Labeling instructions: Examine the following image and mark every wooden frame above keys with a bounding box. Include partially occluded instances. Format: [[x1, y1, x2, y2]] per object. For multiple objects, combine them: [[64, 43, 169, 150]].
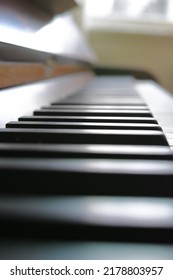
[[0, 62, 89, 89]]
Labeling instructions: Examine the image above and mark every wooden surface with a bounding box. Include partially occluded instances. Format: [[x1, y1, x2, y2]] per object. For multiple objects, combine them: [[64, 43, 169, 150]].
[[0, 63, 89, 88]]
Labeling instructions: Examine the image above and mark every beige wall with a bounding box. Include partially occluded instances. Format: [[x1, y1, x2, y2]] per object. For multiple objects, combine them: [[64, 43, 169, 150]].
[[86, 30, 173, 93], [72, 6, 173, 94]]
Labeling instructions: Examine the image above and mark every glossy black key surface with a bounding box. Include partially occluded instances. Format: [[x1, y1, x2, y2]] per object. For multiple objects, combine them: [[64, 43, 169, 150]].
[[0, 128, 168, 145], [1, 239, 173, 260], [48, 105, 148, 110], [33, 109, 152, 117], [6, 121, 162, 130], [19, 116, 158, 123], [0, 196, 173, 244], [0, 143, 172, 160], [0, 158, 173, 197]]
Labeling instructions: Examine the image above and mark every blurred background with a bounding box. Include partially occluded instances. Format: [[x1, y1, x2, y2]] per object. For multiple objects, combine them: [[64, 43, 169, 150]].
[[1, 0, 173, 92], [72, 0, 173, 93]]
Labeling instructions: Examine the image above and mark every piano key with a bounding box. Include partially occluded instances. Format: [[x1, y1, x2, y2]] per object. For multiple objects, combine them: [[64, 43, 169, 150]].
[[136, 81, 173, 145], [53, 92, 139, 98], [6, 121, 162, 130], [1, 240, 173, 260], [19, 115, 158, 123], [0, 128, 168, 145], [0, 196, 173, 244], [70, 88, 138, 93], [62, 86, 138, 91], [1, 196, 173, 229], [73, 77, 136, 86], [58, 89, 143, 98], [62, 93, 140, 98], [0, 158, 173, 197], [88, 75, 136, 85], [56, 98, 145, 105], [165, 133, 173, 146], [47, 105, 148, 110], [43, 106, 149, 112], [165, 133, 173, 139], [0, 143, 172, 160], [33, 109, 152, 117], [168, 139, 173, 147]]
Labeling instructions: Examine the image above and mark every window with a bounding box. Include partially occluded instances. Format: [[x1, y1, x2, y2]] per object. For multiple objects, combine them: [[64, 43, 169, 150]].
[[79, 0, 173, 35]]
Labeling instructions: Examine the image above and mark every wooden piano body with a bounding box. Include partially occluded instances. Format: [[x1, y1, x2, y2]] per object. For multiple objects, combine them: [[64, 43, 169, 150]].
[[0, 0, 173, 259]]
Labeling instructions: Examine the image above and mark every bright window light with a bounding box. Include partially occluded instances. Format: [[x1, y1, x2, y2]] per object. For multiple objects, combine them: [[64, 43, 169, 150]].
[[85, 0, 115, 17], [82, 0, 173, 35], [84, 0, 173, 22], [112, 0, 169, 19]]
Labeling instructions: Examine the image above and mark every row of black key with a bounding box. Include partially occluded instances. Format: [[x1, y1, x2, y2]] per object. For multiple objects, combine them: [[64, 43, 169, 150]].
[[0, 75, 173, 255], [0, 77, 172, 197]]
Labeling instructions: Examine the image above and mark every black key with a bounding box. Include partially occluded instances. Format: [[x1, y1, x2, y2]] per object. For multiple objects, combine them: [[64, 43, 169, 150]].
[[0, 158, 173, 197], [6, 121, 162, 130], [0, 239, 173, 259], [19, 116, 158, 124], [0, 196, 173, 244], [0, 128, 168, 145], [0, 143, 172, 160], [33, 109, 152, 117], [46, 105, 148, 110]]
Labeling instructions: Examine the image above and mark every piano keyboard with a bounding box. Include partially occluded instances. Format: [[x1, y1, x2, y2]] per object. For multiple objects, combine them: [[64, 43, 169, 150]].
[[0, 74, 173, 259]]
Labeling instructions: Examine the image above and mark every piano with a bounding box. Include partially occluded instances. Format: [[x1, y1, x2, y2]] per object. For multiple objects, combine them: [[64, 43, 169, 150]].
[[0, 0, 173, 260]]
